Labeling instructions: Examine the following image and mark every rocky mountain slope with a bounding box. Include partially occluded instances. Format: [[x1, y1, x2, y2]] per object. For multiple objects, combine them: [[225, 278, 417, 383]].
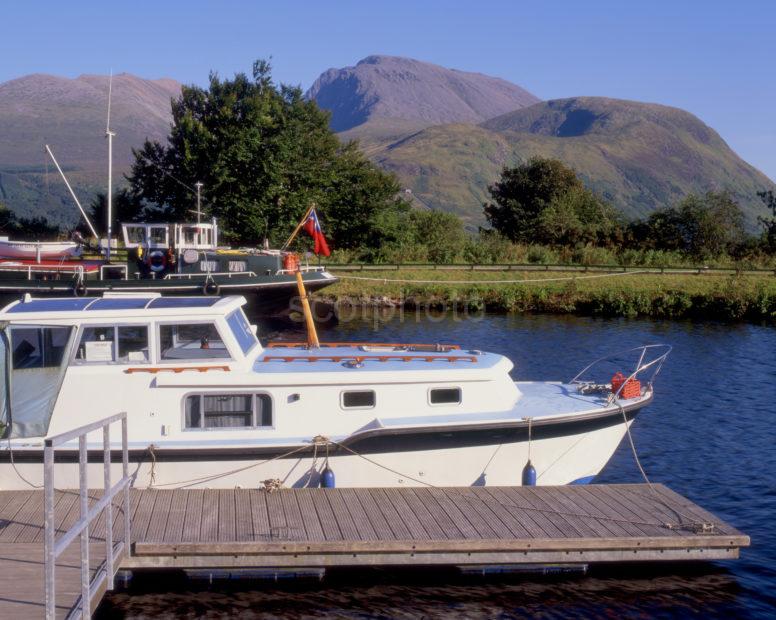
[[306, 55, 540, 132], [0, 73, 179, 225], [368, 97, 775, 226]]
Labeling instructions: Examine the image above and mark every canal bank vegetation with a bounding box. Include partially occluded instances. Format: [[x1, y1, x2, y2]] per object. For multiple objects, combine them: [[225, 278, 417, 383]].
[[322, 270, 776, 322]]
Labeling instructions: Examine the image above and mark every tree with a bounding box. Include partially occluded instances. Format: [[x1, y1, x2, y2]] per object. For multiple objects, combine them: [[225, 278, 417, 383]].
[[757, 190, 776, 252], [628, 191, 745, 259], [127, 60, 409, 247], [86, 188, 148, 238], [484, 157, 618, 246], [406, 210, 466, 263]]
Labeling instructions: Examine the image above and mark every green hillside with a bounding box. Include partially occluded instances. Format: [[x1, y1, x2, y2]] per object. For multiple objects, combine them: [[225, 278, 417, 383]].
[[349, 97, 775, 229]]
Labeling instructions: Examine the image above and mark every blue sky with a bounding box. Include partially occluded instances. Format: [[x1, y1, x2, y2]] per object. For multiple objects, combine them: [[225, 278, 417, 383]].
[[2, 0, 775, 180]]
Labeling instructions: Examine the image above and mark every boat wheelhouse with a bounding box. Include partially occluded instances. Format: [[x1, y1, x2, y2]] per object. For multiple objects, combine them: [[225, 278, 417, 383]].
[[0, 294, 669, 490]]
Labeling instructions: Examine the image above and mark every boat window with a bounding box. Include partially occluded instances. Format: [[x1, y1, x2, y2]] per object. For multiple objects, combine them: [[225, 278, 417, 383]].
[[226, 310, 257, 355], [11, 327, 71, 369], [117, 326, 149, 362], [160, 322, 229, 360], [342, 390, 376, 409], [74, 325, 150, 364], [228, 260, 247, 272], [75, 326, 115, 363], [200, 260, 219, 272], [149, 226, 168, 246], [124, 225, 146, 246], [184, 393, 273, 429], [430, 387, 461, 405]]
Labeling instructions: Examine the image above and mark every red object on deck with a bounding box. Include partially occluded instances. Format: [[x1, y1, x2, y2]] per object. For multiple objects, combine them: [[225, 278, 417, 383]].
[[282, 253, 300, 272], [611, 372, 641, 399]]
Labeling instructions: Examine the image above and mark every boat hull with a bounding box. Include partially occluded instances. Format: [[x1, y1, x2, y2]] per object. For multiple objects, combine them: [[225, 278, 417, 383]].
[[0, 270, 337, 316], [0, 403, 641, 490], [0, 241, 79, 260]]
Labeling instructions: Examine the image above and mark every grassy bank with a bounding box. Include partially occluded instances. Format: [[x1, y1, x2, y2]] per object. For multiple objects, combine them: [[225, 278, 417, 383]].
[[319, 269, 776, 322]]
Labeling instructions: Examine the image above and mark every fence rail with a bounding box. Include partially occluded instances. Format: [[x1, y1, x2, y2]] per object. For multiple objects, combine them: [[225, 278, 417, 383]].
[[43, 412, 131, 619], [322, 262, 776, 276]]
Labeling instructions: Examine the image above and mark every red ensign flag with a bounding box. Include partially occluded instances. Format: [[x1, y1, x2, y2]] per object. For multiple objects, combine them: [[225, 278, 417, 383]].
[[303, 209, 331, 256]]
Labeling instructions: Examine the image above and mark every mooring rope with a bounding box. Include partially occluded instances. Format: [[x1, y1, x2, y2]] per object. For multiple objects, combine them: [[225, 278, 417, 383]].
[[332, 270, 650, 286], [327, 437, 712, 533], [6, 437, 43, 489]]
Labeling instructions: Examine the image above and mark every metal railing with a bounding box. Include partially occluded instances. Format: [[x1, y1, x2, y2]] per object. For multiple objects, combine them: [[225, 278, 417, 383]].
[[323, 262, 776, 276], [569, 344, 672, 400], [276, 265, 328, 275], [163, 270, 258, 279], [44, 412, 131, 619]]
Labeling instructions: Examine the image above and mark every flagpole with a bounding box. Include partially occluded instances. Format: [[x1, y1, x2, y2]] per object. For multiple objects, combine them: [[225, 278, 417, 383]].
[[281, 203, 316, 251]]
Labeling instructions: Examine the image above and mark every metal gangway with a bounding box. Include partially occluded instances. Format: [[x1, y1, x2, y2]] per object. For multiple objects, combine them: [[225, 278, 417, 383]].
[[43, 412, 131, 619]]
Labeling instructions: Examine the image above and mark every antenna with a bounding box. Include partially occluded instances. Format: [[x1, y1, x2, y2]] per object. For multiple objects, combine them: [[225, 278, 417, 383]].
[[105, 71, 116, 260], [195, 181, 203, 224]]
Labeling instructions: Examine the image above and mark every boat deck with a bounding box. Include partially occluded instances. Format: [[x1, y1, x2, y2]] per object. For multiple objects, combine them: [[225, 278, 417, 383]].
[[0, 484, 750, 618]]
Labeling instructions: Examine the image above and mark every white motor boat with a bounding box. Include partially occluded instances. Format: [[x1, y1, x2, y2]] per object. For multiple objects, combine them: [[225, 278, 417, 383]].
[[0, 238, 81, 260], [0, 294, 669, 490]]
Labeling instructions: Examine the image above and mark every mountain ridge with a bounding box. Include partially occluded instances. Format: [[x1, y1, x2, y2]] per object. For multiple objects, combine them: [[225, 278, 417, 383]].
[[306, 55, 540, 132], [0, 57, 773, 231]]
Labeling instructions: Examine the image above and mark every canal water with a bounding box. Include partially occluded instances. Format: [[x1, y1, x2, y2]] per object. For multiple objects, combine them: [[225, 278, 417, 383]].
[[97, 312, 776, 618]]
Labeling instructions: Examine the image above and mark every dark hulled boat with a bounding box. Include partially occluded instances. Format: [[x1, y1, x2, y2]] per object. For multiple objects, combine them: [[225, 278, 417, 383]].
[[0, 220, 337, 316]]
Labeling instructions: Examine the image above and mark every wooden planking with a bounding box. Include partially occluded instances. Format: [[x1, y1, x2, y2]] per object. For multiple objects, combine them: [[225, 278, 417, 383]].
[[426, 487, 481, 538], [199, 489, 220, 542], [308, 490, 342, 541], [217, 489, 236, 541], [248, 490, 272, 540], [382, 488, 430, 540], [294, 490, 326, 541], [181, 489, 204, 542], [400, 488, 451, 540], [321, 489, 361, 540], [370, 488, 414, 539], [163, 488, 189, 543], [145, 489, 174, 543], [0, 483, 750, 618], [233, 489, 254, 541], [338, 488, 379, 541]]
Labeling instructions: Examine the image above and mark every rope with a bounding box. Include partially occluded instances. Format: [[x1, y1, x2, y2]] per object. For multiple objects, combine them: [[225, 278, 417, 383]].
[[261, 478, 283, 493], [331, 270, 650, 286], [614, 398, 713, 532], [327, 437, 710, 533], [6, 437, 43, 489], [148, 443, 311, 489]]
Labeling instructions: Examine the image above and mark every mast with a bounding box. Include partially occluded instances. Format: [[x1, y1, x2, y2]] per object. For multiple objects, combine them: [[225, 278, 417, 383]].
[[195, 182, 203, 225], [105, 72, 115, 260]]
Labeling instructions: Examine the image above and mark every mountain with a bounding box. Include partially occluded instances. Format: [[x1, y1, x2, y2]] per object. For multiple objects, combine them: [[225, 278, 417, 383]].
[[325, 93, 775, 228], [306, 55, 540, 133], [0, 73, 179, 226]]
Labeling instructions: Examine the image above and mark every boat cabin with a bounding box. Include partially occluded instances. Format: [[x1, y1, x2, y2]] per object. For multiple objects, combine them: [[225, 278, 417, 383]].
[[122, 221, 219, 251]]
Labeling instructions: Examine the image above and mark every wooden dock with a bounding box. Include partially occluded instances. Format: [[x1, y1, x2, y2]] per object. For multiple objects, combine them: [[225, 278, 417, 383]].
[[0, 484, 750, 618]]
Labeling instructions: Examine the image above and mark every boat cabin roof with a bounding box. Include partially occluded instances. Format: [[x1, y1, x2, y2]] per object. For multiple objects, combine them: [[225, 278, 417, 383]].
[[0, 294, 245, 320]]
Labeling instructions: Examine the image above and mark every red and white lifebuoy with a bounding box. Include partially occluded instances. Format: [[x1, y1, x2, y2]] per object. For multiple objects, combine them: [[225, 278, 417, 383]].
[[147, 250, 167, 273]]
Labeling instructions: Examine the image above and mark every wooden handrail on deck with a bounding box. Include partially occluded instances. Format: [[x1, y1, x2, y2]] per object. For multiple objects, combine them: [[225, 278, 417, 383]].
[[266, 341, 461, 351], [262, 354, 477, 363], [125, 365, 231, 374]]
